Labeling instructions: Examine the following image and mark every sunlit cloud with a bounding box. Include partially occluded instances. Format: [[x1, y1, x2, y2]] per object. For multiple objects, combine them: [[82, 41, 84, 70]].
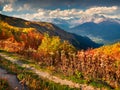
[[17, 4, 31, 11], [13, 6, 119, 26], [84, 6, 118, 15], [3, 4, 13, 12]]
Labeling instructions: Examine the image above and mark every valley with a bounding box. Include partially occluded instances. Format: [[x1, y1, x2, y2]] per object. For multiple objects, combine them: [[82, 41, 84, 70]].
[[0, 13, 120, 90]]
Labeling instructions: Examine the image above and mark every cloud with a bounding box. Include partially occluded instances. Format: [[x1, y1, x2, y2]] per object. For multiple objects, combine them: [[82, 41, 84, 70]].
[[11, 0, 120, 9], [32, 8, 84, 20], [17, 4, 31, 11], [70, 17, 105, 27], [0, 0, 17, 4], [85, 6, 118, 15], [13, 6, 119, 26], [94, 18, 105, 23], [1, 0, 17, 12], [3, 4, 13, 12], [100, 14, 120, 19]]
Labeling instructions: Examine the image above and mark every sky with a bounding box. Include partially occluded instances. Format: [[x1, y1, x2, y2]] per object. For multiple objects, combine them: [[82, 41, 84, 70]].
[[0, 0, 120, 26]]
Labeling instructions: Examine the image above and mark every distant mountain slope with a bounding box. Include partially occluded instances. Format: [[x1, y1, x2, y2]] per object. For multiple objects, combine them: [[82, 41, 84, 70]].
[[70, 21, 120, 44], [0, 14, 100, 49]]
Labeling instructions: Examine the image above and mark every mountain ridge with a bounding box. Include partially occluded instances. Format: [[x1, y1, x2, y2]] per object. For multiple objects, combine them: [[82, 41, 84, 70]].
[[70, 20, 120, 44], [0, 14, 100, 50]]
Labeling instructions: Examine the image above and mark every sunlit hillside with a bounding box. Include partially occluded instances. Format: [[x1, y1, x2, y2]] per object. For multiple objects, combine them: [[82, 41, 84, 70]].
[[0, 21, 43, 52], [0, 14, 100, 49], [0, 14, 120, 90]]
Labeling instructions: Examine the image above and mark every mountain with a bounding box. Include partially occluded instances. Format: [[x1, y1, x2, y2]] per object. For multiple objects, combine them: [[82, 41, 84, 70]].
[[70, 20, 120, 44], [41, 15, 120, 44], [34, 18, 71, 30], [42, 14, 120, 31], [49, 18, 70, 30], [0, 14, 100, 50]]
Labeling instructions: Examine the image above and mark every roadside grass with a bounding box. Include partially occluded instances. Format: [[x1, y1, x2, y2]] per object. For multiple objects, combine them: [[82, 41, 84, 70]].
[[0, 54, 79, 90], [0, 78, 11, 90], [0, 50, 113, 90]]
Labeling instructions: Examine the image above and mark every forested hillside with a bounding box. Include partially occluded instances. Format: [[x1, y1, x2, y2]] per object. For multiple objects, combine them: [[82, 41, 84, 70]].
[[0, 14, 120, 89], [0, 14, 100, 50]]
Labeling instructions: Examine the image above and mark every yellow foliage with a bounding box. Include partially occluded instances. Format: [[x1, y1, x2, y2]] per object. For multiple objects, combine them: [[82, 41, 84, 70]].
[[94, 42, 120, 60]]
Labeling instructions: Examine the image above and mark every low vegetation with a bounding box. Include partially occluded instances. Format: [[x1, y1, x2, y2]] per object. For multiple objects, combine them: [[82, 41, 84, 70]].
[[0, 56, 78, 90], [0, 78, 11, 90], [0, 21, 120, 89]]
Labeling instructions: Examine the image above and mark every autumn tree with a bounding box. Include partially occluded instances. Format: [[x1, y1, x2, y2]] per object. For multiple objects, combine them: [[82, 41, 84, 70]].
[[38, 33, 61, 54]]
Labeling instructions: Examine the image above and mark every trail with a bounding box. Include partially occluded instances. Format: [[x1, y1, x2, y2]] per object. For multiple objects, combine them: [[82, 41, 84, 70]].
[[0, 68, 28, 90], [0, 52, 103, 90]]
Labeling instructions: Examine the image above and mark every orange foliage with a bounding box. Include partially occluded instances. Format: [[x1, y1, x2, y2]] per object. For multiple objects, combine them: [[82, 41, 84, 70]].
[[21, 42, 120, 88], [1, 21, 120, 89], [0, 21, 43, 52]]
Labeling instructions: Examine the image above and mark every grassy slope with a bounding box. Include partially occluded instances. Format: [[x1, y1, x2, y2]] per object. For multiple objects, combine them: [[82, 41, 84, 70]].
[[0, 50, 111, 90], [0, 51, 79, 90]]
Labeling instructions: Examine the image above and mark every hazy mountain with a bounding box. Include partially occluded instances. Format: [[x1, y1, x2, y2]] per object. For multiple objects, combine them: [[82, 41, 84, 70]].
[[44, 14, 120, 30], [70, 20, 120, 44], [41, 15, 120, 44], [46, 18, 70, 30], [0, 14, 100, 49]]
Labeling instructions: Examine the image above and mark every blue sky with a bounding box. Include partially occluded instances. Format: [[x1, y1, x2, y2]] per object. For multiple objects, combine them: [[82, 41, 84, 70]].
[[0, 0, 120, 25]]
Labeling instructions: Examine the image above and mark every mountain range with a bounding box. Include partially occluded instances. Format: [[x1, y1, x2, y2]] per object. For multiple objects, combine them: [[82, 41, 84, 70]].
[[70, 20, 120, 44], [0, 14, 99, 50], [47, 16, 120, 44]]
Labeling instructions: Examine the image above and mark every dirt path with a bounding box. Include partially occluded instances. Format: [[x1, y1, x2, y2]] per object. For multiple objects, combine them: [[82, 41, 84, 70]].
[[0, 53, 102, 90], [0, 68, 28, 90]]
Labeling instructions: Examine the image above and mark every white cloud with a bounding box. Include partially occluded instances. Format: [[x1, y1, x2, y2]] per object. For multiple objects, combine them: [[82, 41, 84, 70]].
[[99, 14, 120, 19], [3, 4, 13, 12], [17, 4, 31, 11], [0, 0, 17, 4], [33, 8, 82, 20], [13, 6, 119, 25], [84, 6, 118, 15], [68, 16, 106, 28], [1, 0, 17, 12], [94, 18, 105, 23]]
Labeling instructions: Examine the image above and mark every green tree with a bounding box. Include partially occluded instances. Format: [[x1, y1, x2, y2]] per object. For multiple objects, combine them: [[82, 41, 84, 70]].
[[38, 33, 61, 54], [60, 40, 76, 53], [38, 33, 76, 55]]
